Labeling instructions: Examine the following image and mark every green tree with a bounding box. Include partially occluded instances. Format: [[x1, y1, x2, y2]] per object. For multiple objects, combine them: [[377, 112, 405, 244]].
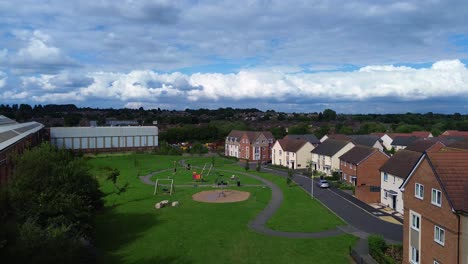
[[287, 169, 293, 186], [4, 143, 102, 262], [288, 123, 310, 134], [323, 109, 337, 121]]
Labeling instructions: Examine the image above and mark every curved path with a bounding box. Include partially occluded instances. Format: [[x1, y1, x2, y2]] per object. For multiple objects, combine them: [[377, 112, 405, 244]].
[[139, 166, 345, 239]]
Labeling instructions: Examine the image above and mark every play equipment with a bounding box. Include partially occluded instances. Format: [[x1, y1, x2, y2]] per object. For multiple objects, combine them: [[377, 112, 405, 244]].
[[201, 163, 213, 177], [192, 171, 202, 181], [154, 178, 174, 195], [192, 163, 214, 182]]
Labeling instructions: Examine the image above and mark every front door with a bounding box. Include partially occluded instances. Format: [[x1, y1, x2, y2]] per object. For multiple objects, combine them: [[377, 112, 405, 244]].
[[392, 196, 396, 209], [291, 161, 295, 169]]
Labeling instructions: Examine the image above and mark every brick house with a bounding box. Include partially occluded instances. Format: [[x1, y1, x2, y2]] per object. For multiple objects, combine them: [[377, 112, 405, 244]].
[[225, 130, 274, 163], [380, 141, 445, 215], [225, 130, 244, 158], [339, 145, 389, 203], [311, 139, 354, 175], [401, 151, 468, 264]]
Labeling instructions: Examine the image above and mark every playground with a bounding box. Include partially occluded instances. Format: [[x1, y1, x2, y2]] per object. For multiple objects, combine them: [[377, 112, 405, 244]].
[[192, 189, 251, 203], [89, 153, 356, 263]]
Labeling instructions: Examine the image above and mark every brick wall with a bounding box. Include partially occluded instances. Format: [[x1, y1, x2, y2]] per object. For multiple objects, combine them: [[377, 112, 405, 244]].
[[354, 151, 389, 203], [402, 158, 459, 264]]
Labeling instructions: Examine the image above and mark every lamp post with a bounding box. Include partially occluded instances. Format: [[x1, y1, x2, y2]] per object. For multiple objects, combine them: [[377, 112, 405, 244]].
[[311, 174, 314, 199]]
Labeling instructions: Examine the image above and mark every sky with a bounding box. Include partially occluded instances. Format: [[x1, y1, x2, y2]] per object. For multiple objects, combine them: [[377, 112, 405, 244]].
[[1, 0, 468, 114]]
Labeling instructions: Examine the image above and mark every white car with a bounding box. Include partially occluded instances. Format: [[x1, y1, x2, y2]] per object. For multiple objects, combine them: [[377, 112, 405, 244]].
[[317, 179, 330, 188]]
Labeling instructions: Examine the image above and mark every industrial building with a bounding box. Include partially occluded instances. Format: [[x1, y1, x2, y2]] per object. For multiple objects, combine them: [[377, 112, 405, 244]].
[[49, 126, 159, 152], [0, 115, 45, 184]]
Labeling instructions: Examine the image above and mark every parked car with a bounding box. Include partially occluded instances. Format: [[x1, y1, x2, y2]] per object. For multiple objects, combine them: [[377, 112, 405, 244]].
[[317, 179, 330, 188]]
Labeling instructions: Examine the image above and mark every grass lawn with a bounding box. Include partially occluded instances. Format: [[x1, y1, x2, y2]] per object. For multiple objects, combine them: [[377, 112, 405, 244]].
[[89, 153, 357, 263], [220, 166, 345, 232]]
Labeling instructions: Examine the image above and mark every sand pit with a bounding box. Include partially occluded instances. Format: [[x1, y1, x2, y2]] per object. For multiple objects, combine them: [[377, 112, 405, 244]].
[[192, 190, 250, 203]]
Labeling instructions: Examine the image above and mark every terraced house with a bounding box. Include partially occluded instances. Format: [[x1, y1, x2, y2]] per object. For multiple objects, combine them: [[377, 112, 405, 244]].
[[401, 151, 468, 264], [339, 145, 389, 203], [311, 139, 354, 175]]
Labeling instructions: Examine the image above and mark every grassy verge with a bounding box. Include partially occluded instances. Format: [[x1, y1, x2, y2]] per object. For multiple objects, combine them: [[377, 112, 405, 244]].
[[222, 165, 345, 232]]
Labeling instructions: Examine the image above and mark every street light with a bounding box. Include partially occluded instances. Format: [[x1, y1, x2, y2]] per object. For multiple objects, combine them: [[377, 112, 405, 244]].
[[310, 174, 314, 199]]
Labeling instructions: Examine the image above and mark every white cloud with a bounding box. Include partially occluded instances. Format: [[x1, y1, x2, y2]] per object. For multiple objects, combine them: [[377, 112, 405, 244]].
[[0, 71, 6, 88], [17, 31, 61, 61], [68, 59, 468, 104], [7, 30, 77, 74]]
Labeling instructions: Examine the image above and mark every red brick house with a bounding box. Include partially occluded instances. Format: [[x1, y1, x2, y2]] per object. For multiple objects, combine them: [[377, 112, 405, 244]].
[[339, 145, 390, 203], [226, 130, 274, 163], [401, 151, 468, 264]]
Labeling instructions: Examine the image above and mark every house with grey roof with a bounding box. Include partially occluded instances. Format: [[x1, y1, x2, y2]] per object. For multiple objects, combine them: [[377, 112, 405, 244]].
[[285, 134, 320, 147], [379, 149, 422, 214], [311, 139, 354, 175], [391, 136, 419, 151], [349, 135, 384, 151]]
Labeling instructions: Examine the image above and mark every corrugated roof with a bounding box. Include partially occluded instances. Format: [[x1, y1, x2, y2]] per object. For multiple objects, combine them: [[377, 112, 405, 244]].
[[278, 138, 308, 152], [339, 145, 378, 165], [0, 121, 44, 151], [379, 149, 421, 179], [50, 126, 158, 137], [0, 115, 17, 126], [427, 152, 468, 213], [311, 139, 351, 156]]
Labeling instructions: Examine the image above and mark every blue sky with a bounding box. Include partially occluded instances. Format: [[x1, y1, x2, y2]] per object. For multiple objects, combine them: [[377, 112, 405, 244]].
[[1, 0, 468, 113]]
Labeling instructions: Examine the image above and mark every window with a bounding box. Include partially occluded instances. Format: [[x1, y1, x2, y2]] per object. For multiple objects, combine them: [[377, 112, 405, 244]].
[[350, 164, 353, 169], [384, 191, 388, 200], [411, 213, 420, 231], [431, 189, 442, 207], [411, 246, 419, 264], [433, 260, 440, 264], [384, 173, 388, 182], [415, 183, 424, 199], [434, 226, 445, 246], [343, 173, 347, 181]]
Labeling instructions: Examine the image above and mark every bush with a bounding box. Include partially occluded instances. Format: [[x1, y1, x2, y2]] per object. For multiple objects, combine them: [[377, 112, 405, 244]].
[[3, 143, 103, 262], [368, 234, 401, 264]]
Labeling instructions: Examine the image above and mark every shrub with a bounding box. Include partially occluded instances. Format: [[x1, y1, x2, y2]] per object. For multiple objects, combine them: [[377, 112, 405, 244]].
[[368, 234, 401, 264]]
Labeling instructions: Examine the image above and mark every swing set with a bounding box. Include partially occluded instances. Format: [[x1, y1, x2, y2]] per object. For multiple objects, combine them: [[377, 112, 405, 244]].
[[192, 163, 213, 182], [154, 178, 174, 195]]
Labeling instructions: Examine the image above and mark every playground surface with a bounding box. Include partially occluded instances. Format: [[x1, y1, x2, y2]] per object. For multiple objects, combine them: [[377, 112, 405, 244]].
[[192, 190, 250, 203]]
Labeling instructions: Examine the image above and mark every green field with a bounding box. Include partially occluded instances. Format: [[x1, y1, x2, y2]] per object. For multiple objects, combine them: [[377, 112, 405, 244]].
[[89, 154, 357, 263]]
